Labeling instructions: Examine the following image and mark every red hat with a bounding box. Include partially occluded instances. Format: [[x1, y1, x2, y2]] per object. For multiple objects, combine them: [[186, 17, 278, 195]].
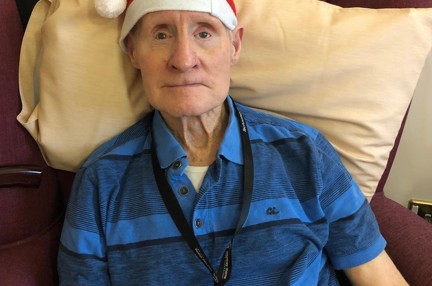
[[95, 0, 238, 52]]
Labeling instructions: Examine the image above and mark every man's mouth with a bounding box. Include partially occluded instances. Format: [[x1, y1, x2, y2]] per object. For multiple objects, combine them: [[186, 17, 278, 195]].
[[165, 82, 204, 88]]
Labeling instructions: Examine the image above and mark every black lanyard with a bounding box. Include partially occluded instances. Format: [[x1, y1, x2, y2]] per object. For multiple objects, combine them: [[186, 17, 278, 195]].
[[151, 101, 254, 286]]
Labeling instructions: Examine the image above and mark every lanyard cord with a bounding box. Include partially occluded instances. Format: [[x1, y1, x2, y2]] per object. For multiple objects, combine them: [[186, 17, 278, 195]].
[[151, 101, 254, 285]]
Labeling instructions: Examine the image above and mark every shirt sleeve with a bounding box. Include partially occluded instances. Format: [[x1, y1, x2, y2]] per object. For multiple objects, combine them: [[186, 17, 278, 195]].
[[58, 168, 111, 286], [314, 133, 386, 270]]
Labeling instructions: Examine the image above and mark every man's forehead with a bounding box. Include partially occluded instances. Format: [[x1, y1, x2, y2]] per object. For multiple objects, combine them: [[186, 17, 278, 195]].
[[141, 10, 223, 27]]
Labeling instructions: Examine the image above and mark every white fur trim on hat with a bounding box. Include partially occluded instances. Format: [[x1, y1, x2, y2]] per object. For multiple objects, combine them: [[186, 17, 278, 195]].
[[118, 0, 238, 53]]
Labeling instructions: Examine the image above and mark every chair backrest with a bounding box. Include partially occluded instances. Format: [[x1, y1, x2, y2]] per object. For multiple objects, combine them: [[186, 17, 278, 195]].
[[327, 0, 432, 8], [0, 0, 58, 247]]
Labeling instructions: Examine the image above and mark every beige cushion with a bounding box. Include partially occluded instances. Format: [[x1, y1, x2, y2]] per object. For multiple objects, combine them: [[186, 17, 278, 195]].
[[19, 0, 432, 199]]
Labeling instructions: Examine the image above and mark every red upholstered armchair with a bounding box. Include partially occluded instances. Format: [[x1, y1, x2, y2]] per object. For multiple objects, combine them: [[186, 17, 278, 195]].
[[1, 0, 431, 286], [0, 1, 74, 285]]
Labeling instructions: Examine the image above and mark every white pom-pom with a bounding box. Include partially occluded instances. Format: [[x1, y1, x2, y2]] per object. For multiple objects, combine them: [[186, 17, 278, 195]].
[[95, 0, 127, 18]]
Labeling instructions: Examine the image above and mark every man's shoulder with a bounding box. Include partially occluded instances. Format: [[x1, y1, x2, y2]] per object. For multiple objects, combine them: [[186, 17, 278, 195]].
[[236, 103, 320, 140], [81, 113, 152, 169]]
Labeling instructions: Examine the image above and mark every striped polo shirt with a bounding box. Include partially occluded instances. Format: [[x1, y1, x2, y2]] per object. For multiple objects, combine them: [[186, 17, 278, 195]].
[[58, 97, 385, 286]]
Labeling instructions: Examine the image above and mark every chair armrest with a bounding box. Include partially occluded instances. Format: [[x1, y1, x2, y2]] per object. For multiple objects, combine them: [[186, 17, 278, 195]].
[[371, 192, 432, 286], [0, 165, 43, 188]]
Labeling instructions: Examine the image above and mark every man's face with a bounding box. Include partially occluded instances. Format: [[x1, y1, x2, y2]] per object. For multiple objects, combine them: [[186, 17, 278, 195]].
[[127, 10, 243, 119]]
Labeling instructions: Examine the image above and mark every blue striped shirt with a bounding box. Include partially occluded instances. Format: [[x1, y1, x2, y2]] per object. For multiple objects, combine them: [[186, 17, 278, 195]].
[[58, 97, 385, 285]]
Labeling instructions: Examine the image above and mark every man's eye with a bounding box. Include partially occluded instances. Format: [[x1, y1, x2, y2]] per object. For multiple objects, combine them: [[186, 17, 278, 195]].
[[197, 31, 211, 39], [155, 33, 168, 40]]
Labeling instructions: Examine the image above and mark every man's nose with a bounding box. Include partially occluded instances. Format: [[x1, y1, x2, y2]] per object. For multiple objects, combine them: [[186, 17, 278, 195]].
[[168, 37, 199, 72]]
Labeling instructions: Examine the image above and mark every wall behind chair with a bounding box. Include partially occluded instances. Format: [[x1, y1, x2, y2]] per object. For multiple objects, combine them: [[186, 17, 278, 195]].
[[385, 49, 432, 206]]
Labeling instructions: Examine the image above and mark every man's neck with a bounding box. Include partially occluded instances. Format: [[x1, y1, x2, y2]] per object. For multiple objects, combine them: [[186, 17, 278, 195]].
[[160, 104, 229, 166]]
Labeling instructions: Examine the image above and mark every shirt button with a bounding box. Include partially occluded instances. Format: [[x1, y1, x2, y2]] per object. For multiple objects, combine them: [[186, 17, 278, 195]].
[[178, 186, 189, 196], [194, 218, 203, 229], [173, 160, 182, 170]]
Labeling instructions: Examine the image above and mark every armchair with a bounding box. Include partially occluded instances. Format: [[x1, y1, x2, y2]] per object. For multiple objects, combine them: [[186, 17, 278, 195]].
[[369, 108, 432, 286], [0, 1, 74, 285]]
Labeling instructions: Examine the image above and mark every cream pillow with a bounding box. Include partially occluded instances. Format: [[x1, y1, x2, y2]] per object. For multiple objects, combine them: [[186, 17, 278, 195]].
[[19, 0, 432, 199]]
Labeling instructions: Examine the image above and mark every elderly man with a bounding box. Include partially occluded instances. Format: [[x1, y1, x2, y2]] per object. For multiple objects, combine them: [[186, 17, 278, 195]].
[[58, 0, 407, 285]]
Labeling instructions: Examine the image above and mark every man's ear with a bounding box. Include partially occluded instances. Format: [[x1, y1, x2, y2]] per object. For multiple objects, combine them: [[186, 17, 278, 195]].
[[126, 34, 140, 69], [231, 26, 244, 65]]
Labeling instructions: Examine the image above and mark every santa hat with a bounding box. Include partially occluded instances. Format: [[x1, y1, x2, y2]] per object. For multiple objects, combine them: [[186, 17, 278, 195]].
[[95, 0, 238, 52]]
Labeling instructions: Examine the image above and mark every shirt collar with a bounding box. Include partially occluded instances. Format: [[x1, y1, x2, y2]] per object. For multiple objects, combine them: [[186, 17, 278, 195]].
[[218, 97, 243, 165], [151, 97, 243, 169], [152, 111, 187, 169]]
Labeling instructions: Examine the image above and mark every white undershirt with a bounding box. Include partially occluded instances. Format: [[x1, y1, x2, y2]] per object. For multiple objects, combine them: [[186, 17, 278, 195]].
[[184, 165, 209, 192]]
